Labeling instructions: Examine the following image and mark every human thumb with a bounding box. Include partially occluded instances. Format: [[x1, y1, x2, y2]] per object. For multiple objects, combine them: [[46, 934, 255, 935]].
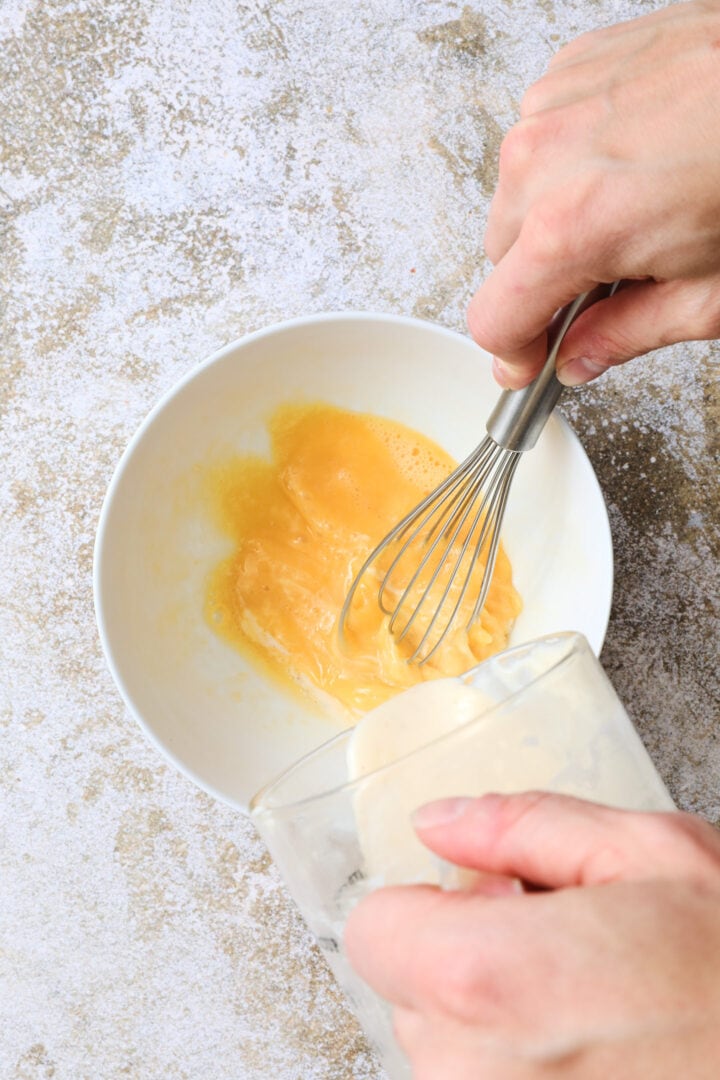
[[555, 276, 720, 386], [411, 792, 716, 889]]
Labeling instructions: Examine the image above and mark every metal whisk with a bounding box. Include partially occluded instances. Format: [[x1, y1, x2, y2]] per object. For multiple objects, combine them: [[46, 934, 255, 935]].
[[339, 284, 617, 665]]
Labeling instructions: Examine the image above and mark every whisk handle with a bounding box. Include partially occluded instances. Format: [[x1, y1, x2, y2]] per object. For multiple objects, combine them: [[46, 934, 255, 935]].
[[486, 283, 618, 452]]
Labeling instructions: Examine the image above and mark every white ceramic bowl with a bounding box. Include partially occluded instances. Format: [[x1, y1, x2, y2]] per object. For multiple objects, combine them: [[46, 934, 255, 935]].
[[94, 313, 613, 810]]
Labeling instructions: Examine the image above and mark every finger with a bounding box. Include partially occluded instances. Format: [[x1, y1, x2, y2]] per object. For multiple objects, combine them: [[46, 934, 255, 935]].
[[484, 190, 521, 268], [484, 108, 591, 266], [412, 792, 720, 889], [391, 1006, 423, 1060], [485, 92, 614, 269], [556, 276, 720, 385], [520, 54, 618, 119], [468, 222, 597, 388], [547, 4, 681, 74], [393, 1005, 514, 1076], [346, 884, 534, 1025], [345, 885, 448, 1008], [343, 864, 524, 1006]]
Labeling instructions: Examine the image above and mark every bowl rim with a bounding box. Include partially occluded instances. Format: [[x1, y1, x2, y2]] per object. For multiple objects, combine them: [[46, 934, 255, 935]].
[[93, 309, 614, 810]]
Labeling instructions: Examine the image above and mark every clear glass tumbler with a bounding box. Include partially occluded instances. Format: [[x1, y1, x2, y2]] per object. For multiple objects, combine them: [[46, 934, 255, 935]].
[[250, 633, 674, 1078]]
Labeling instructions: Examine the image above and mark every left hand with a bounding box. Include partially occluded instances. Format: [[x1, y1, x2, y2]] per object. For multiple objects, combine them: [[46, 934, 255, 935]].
[[344, 792, 720, 1079]]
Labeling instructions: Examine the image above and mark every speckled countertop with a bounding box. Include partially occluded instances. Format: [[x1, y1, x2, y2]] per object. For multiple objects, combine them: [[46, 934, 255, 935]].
[[2, 1, 719, 1076]]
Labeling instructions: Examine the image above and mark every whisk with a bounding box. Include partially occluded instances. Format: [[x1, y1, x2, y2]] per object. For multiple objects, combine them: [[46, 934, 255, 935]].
[[339, 283, 618, 665]]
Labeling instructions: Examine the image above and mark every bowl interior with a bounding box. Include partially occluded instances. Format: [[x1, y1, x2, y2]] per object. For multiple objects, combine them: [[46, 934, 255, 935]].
[[95, 314, 613, 810]]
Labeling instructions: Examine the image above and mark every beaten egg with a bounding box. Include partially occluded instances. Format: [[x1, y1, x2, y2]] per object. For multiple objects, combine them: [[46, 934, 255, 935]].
[[205, 403, 521, 716]]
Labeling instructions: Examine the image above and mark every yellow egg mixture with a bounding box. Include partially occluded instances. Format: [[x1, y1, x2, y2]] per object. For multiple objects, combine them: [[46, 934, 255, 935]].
[[205, 403, 521, 716]]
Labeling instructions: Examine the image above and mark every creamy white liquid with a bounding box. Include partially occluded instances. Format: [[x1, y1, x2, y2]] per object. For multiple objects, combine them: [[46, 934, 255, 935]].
[[347, 659, 674, 886]]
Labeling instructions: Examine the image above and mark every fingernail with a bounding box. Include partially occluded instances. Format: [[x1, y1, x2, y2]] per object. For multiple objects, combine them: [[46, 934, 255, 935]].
[[557, 357, 608, 387], [438, 859, 523, 896], [492, 355, 512, 387], [413, 797, 473, 830], [469, 874, 524, 898]]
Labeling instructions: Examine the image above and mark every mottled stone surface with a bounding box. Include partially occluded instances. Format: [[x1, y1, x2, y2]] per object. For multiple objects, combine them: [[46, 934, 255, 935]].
[[1, 0, 718, 1076]]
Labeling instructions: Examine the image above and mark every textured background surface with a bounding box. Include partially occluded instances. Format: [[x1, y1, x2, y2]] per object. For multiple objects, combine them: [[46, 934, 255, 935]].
[[2, 1, 718, 1076]]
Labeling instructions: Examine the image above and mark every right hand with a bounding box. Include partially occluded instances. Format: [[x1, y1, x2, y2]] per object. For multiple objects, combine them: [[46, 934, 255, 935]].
[[346, 793, 720, 1079], [467, 0, 720, 389]]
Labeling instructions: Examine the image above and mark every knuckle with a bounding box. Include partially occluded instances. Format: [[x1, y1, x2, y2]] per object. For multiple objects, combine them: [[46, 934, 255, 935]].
[[523, 199, 573, 268], [523, 173, 607, 271], [467, 293, 497, 351], [638, 280, 720, 348], [609, 810, 720, 882], [580, 812, 720, 885], [435, 949, 490, 1022], [483, 198, 506, 265], [392, 1006, 421, 1054], [680, 280, 720, 340], [466, 295, 513, 356], [549, 28, 598, 69], [580, 840, 630, 882], [466, 294, 486, 344], [519, 77, 552, 118], [483, 234, 502, 265], [660, 812, 720, 873], [497, 119, 537, 180], [581, 329, 634, 364], [483, 218, 505, 266]]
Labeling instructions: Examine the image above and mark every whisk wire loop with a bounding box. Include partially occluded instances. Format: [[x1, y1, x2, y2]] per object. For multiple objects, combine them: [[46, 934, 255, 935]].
[[388, 443, 499, 643], [338, 284, 619, 666], [467, 452, 520, 627], [376, 444, 493, 616], [408, 448, 521, 665]]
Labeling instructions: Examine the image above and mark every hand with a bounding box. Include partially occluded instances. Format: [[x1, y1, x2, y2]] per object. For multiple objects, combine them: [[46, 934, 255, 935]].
[[467, 1, 720, 389], [345, 792, 720, 1079]]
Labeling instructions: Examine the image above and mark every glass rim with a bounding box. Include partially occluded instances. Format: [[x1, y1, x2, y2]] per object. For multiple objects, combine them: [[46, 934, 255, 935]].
[[250, 631, 589, 819]]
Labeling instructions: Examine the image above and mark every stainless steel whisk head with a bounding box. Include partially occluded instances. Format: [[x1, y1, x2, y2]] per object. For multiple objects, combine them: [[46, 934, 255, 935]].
[[339, 285, 617, 665]]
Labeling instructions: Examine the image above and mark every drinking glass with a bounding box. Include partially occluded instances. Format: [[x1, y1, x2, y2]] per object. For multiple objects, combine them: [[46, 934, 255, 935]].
[[250, 633, 674, 1077]]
